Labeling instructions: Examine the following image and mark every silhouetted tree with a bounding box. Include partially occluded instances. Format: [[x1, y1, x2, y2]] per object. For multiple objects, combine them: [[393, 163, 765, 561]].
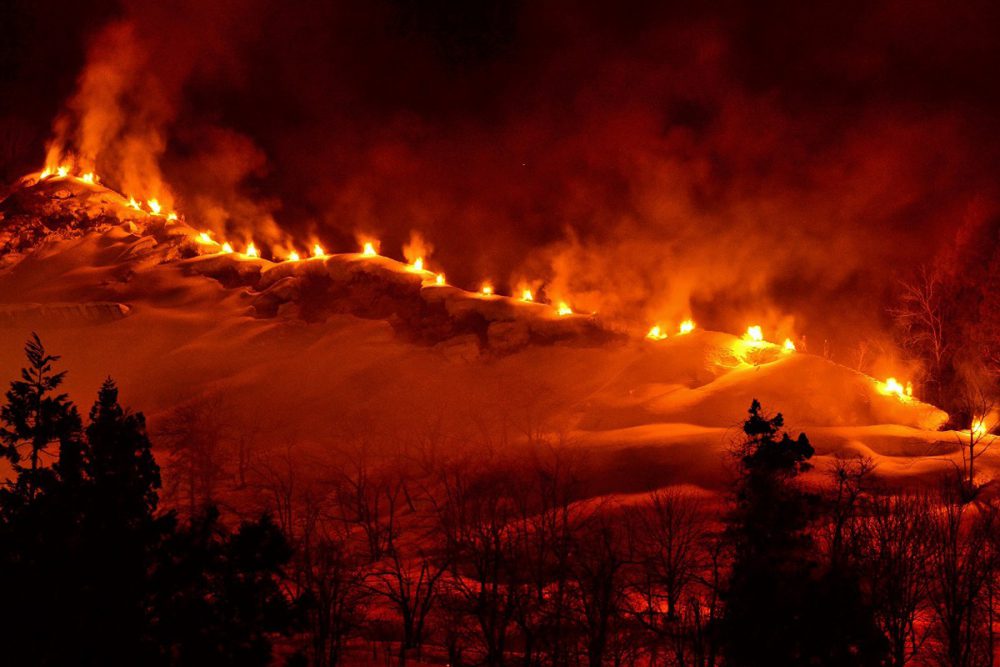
[[721, 399, 886, 667]]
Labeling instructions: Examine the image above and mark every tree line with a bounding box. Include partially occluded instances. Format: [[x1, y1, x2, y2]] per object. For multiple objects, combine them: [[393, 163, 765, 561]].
[[0, 335, 998, 666]]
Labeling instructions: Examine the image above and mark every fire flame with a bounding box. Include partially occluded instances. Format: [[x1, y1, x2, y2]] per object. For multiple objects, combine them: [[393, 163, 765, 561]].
[[56, 166, 69, 178], [521, 288, 534, 302], [146, 199, 162, 215], [971, 417, 988, 439], [80, 172, 96, 184], [245, 242, 259, 258], [481, 283, 494, 296], [783, 338, 796, 352], [221, 242, 234, 254], [166, 212, 178, 221], [362, 241, 377, 256], [128, 197, 141, 211], [39, 168, 52, 180], [312, 244, 325, 258], [287, 251, 300, 261], [435, 273, 445, 286], [647, 325, 667, 341], [410, 257, 425, 272], [879, 377, 908, 399], [198, 232, 216, 245], [557, 302, 573, 316], [744, 325, 764, 343], [678, 319, 695, 335]]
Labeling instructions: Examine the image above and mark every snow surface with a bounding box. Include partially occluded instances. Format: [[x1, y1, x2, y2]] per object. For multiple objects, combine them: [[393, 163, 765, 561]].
[[0, 179, 990, 495]]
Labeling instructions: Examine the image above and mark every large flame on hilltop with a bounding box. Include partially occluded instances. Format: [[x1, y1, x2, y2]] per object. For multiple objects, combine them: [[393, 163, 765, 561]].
[[362, 241, 377, 256], [480, 283, 494, 296], [783, 338, 796, 352], [409, 257, 425, 272], [557, 302, 573, 316], [221, 242, 234, 254], [744, 325, 764, 343], [521, 289, 534, 302], [435, 273, 446, 286], [679, 319, 695, 335], [245, 242, 259, 258], [287, 251, 300, 261], [147, 199, 162, 215]]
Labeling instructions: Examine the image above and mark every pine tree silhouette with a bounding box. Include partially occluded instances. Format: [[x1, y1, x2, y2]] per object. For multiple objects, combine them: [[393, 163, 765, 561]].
[[721, 399, 886, 667]]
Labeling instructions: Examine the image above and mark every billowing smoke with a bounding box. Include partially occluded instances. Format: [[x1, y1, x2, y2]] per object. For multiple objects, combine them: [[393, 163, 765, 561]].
[[31, 0, 1000, 355]]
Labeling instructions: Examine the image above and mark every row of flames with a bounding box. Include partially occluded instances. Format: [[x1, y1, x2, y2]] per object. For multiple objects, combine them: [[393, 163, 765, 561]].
[[31, 164, 939, 411]]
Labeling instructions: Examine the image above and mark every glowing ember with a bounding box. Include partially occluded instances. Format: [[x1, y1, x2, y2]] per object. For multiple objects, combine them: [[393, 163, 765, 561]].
[[56, 166, 69, 178], [435, 273, 445, 285], [287, 251, 300, 261], [521, 289, 534, 302], [245, 242, 259, 258], [557, 302, 573, 316], [166, 212, 178, 221], [678, 319, 695, 334], [744, 325, 764, 343], [221, 242, 234, 254], [362, 242, 377, 256], [481, 283, 494, 296], [647, 325, 667, 341], [80, 172, 96, 184], [128, 197, 141, 211], [312, 244, 325, 258], [783, 338, 796, 352], [410, 257, 425, 272], [971, 417, 988, 438], [198, 232, 216, 245], [147, 199, 162, 215]]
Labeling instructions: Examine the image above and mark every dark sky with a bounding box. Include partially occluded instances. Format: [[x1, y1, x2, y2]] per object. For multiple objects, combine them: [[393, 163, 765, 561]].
[[2, 0, 999, 348]]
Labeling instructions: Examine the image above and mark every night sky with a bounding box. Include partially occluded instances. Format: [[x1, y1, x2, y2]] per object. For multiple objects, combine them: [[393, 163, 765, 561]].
[[2, 0, 999, 347]]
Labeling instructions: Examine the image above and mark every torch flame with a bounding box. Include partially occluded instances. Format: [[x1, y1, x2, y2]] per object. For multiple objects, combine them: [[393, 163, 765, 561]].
[[147, 199, 162, 215], [312, 244, 325, 258], [783, 338, 796, 352], [521, 289, 534, 302], [744, 325, 764, 343], [362, 241, 377, 256], [678, 319, 695, 335], [245, 242, 259, 258], [288, 251, 300, 261], [435, 273, 445, 286], [879, 377, 908, 399], [647, 325, 668, 341], [557, 302, 573, 316], [221, 242, 234, 254], [481, 283, 494, 296]]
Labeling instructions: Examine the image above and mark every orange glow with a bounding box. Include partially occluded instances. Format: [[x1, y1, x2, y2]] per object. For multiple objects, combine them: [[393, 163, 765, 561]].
[[39, 168, 52, 180], [435, 273, 445, 286], [557, 302, 573, 316], [362, 241, 377, 256], [647, 325, 667, 341], [521, 288, 534, 302], [409, 257, 425, 272], [312, 244, 325, 258], [287, 251, 300, 262], [678, 319, 695, 335], [198, 232, 217, 245], [128, 197, 141, 211], [879, 377, 908, 399], [245, 242, 259, 258], [744, 325, 764, 343], [481, 283, 494, 296], [166, 212, 178, 221], [56, 166, 69, 178], [147, 199, 162, 215], [971, 417, 988, 439], [221, 242, 234, 254], [783, 338, 796, 352], [80, 172, 96, 184]]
